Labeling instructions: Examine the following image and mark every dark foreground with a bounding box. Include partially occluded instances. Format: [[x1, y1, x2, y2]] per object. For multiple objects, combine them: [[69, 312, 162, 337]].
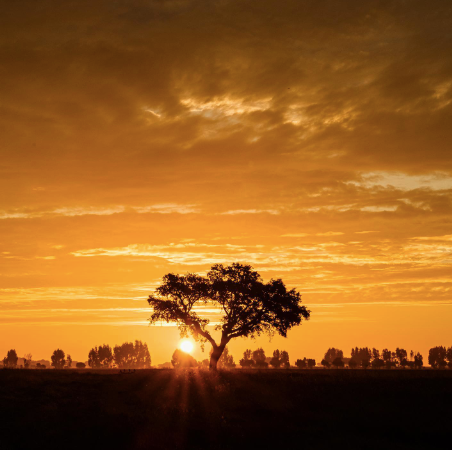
[[1, 369, 451, 450]]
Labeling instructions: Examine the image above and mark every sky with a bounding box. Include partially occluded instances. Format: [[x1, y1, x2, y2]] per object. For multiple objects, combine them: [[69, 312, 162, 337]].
[[1, 0, 452, 365]]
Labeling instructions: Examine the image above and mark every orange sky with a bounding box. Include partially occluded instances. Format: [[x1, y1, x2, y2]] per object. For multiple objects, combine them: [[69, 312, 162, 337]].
[[1, 0, 452, 364]]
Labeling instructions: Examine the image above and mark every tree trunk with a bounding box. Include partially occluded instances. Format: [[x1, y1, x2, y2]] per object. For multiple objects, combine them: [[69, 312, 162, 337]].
[[209, 345, 225, 371]]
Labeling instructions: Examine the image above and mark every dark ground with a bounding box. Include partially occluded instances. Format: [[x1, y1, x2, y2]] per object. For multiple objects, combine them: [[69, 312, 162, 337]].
[[1, 369, 451, 450]]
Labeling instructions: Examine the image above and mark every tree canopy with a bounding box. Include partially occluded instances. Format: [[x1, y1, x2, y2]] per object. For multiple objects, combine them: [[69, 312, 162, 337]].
[[148, 263, 310, 369], [51, 349, 66, 369]]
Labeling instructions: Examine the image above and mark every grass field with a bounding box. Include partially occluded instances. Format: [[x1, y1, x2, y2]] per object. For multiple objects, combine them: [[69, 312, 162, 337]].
[[1, 369, 451, 449]]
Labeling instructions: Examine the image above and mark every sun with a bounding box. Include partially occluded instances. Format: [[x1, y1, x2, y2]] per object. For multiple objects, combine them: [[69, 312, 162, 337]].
[[180, 340, 194, 353]]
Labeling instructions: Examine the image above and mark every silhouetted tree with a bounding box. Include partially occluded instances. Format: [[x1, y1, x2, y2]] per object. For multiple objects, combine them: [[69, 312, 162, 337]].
[[148, 263, 310, 370], [395, 348, 407, 367], [428, 346, 447, 368], [295, 358, 307, 369], [350, 347, 371, 366], [3, 349, 18, 368], [51, 349, 66, 369], [239, 349, 255, 368], [307, 359, 316, 369], [112, 341, 151, 369], [324, 348, 343, 363], [114, 342, 135, 368], [76, 362, 86, 369], [66, 354, 72, 368], [280, 350, 290, 368], [172, 349, 197, 368], [270, 350, 282, 368], [332, 357, 344, 369], [253, 348, 268, 368], [88, 344, 114, 368], [348, 359, 358, 369], [133, 341, 151, 368], [269, 349, 290, 368], [23, 353, 32, 369], [321, 359, 330, 369], [446, 347, 452, 369], [371, 348, 380, 361], [361, 359, 370, 369], [414, 352, 423, 369], [88, 348, 100, 368], [372, 358, 385, 369], [382, 349, 395, 369]]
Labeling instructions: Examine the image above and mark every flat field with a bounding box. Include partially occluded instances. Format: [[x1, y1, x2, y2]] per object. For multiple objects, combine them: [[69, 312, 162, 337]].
[[1, 369, 451, 450]]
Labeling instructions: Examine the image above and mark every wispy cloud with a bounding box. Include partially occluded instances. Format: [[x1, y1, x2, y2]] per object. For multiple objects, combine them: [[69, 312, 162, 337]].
[[0, 204, 199, 219]]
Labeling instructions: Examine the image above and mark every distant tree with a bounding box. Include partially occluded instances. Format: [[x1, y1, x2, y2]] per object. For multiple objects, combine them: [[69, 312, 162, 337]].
[[3, 349, 19, 368], [51, 349, 66, 369], [382, 349, 396, 369], [396, 349, 409, 368], [371, 348, 380, 361], [405, 361, 415, 369], [66, 354, 72, 368], [307, 359, 316, 369], [253, 348, 268, 368], [88, 344, 114, 368], [400, 358, 408, 369], [332, 357, 344, 369], [351, 347, 372, 366], [171, 349, 197, 368], [269, 350, 290, 368], [114, 342, 135, 368], [280, 351, 290, 368], [98, 345, 114, 368], [133, 341, 151, 368], [428, 346, 447, 369], [324, 348, 343, 363], [112, 341, 151, 369], [447, 347, 452, 369], [148, 263, 310, 370], [76, 362, 86, 369], [239, 349, 255, 368], [23, 353, 32, 369], [361, 359, 370, 369], [295, 358, 307, 369], [414, 352, 423, 369], [321, 359, 330, 369], [88, 348, 101, 368], [36, 363, 46, 369], [270, 350, 282, 368], [348, 359, 358, 369], [372, 358, 385, 369]]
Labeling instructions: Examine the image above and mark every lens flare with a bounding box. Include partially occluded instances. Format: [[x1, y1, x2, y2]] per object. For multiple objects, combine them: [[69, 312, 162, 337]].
[[180, 340, 194, 353]]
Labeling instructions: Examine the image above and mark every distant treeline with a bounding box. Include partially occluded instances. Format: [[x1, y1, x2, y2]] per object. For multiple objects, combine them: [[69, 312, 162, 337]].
[[3, 345, 452, 370], [1, 341, 151, 369]]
